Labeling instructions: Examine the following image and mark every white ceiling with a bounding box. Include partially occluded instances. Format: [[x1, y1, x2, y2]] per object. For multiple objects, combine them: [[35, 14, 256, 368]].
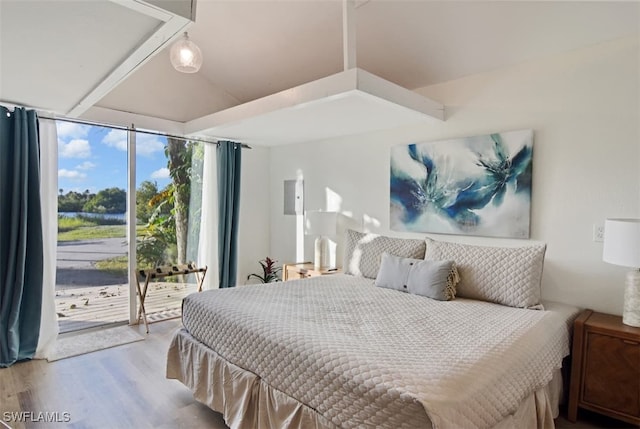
[[1, 1, 156, 113], [185, 68, 445, 145], [0, 0, 191, 116], [1, 1, 638, 138], [96, 0, 639, 125]]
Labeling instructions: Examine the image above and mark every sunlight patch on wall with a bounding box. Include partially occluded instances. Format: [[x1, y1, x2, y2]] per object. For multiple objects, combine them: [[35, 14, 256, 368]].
[[325, 187, 342, 212], [363, 214, 381, 233]]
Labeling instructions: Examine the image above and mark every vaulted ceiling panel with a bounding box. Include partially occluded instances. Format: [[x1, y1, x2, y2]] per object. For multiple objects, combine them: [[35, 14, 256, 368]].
[[1, 0, 638, 146], [0, 0, 191, 116]]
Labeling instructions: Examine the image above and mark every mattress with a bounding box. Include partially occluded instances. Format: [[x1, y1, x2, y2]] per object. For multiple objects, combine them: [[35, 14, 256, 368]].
[[169, 274, 579, 429]]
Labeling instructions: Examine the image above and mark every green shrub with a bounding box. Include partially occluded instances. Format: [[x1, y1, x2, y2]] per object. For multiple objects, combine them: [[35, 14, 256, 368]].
[[58, 215, 97, 233]]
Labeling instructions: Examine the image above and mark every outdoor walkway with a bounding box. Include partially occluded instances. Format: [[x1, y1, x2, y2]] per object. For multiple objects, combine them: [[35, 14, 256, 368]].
[[56, 282, 197, 333]]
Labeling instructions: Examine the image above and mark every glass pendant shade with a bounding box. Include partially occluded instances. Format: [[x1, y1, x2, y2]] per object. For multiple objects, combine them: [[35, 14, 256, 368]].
[[170, 32, 202, 73]]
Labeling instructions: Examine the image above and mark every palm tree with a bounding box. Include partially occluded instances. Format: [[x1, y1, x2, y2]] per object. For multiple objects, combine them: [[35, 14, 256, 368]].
[[166, 138, 190, 265]]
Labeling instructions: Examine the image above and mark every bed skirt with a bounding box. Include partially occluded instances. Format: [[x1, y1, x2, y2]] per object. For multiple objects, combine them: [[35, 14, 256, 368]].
[[167, 328, 561, 429]]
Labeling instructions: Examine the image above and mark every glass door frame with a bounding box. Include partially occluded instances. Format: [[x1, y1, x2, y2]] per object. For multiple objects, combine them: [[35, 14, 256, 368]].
[[127, 129, 137, 324]]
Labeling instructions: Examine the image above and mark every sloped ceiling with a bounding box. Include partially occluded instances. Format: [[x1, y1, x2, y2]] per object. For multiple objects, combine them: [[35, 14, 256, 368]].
[[96, 0, 639, 126], [0, 0, 192, 116], [1, 1, 638, 140]]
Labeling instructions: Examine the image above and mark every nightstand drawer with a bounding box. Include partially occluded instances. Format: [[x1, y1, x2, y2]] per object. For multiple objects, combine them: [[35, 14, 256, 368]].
[[583, 332, 640, 417], [569, 310, 640, 425]]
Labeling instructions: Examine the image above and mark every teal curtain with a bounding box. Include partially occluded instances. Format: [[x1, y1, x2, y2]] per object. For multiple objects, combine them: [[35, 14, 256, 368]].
[[217, 141, 242, 289], [0, 106, 44, 367]]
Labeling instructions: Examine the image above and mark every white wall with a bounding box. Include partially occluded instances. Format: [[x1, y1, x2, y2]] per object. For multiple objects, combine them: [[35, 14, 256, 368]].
[[269, 36, 640, 315]]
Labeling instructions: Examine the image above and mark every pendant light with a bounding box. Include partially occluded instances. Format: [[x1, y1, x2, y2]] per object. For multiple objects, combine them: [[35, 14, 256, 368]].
[[170, 32, 203, 73]]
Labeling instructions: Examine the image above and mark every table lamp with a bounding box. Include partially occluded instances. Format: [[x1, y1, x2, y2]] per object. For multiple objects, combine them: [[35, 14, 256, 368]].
[[603, 218, 640, 327], [305, 211, 337, 270]]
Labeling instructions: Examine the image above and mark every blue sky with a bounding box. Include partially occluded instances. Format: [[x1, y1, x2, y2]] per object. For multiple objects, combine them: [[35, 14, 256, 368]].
[[56, 121, 171, 194]]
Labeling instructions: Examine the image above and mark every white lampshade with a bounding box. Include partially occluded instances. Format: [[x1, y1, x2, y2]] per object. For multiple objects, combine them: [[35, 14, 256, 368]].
[[603, 218, 640, 327], [170, 32, 202, 73], [603, 218, 640, 268], [305, 211, 337, 237]]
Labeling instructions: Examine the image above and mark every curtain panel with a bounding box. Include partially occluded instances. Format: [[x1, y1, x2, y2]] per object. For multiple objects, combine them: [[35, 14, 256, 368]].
[[217, 141, 242, 289], [0, 106, 44, 367], [197, 143, 218, 291], [35, 118, 59, 359]]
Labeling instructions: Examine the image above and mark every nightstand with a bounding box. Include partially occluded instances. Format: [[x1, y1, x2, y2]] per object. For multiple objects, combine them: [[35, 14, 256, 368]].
[[568, 309, 640, 426], [282, 262, 341, 281]]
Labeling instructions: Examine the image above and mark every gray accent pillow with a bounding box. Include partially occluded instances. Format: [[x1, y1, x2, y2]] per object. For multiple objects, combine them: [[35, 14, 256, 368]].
[[375, 253, 457, 301], [424, 238, 546, 308], [343, 230, 426, 279]]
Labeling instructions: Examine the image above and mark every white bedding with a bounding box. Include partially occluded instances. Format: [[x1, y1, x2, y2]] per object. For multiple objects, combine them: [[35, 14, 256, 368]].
[[170, 274, 579, 429]]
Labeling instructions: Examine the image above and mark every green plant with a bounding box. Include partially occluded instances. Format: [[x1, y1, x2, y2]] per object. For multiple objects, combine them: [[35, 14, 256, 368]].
[[83, 187, 127, 214], [57, 225, 127, 242], [247, 257, 282, 283], [58, 215, 98, 232], [136, 199, 177, 268], [94, 255, 128, 277]]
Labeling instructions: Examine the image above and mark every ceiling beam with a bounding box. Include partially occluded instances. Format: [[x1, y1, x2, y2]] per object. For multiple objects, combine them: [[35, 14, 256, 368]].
[[343, 0, 356, 70], [67, 0, 192, 117]]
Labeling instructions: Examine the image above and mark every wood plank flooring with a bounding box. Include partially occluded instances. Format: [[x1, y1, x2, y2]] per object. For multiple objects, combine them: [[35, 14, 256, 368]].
[[0, 319, 633, 429], [0, 319, 227, 429]]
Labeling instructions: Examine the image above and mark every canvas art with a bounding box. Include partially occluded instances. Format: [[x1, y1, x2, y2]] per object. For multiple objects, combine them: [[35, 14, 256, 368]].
[[390, 129, 533, 238]]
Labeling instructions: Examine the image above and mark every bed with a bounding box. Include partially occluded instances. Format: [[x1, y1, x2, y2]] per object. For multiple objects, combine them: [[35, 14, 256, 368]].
[[167, 232, 580, 429]]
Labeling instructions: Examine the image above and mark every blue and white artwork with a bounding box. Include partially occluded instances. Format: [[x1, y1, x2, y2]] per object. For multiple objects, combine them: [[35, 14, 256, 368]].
[[390, 130, 533, 238]]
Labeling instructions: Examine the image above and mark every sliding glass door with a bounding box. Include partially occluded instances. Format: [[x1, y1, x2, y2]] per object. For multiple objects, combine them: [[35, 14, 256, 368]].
[[55, 121, 206, 332], [134, 135, 205, 323], [55, 122, 129, 332]]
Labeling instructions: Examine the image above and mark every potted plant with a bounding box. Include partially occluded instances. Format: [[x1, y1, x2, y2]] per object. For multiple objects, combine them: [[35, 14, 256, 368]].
[[247, 257, 282, 283]]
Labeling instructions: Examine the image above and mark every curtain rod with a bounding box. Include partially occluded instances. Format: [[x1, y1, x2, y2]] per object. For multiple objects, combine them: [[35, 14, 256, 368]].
[[37, 114, 252, 149]]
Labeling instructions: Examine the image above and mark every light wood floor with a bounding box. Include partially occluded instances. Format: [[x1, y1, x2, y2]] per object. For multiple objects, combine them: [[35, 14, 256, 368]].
[[0, 319, 228, 429], [0, 319, 633, 429]]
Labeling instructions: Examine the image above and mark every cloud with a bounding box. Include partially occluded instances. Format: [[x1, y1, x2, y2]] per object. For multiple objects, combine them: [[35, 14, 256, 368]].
[[59, 139, 91, 158], [102, 130, 165, 157], [150, 167, 170, 179], [56, 122, 90, 139], [58, 169, 87, 180], [102, 129, 127, 151], [137, 134, 166, 157], [76, 161, 96, 170]]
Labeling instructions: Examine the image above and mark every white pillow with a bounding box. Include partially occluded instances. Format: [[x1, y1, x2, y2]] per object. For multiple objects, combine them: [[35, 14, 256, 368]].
[[342, 229, 426, 279], [424, 238, 546, 308], [375, 252, 458, 301]]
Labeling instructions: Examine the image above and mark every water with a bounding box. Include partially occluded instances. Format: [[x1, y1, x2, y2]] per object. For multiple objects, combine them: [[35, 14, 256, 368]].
[[59, 212, 126, 221]]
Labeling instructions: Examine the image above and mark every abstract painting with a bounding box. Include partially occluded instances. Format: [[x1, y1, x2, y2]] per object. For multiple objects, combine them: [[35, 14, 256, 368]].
[[390, 130, 533, 238]]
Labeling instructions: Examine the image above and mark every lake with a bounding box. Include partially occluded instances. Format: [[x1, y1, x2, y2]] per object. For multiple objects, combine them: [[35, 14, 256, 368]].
[[59, 212, 126, 221]]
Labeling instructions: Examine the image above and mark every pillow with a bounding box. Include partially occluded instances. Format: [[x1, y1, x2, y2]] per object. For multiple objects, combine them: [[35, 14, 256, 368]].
[[424, 238, 546, 308], [343, 229, 426, 279], [374, 252, 459, 301]]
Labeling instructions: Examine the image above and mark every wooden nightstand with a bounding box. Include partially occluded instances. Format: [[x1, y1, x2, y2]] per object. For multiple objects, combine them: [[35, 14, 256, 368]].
[[283, 262, 341, 281], [568, 309, 640, 425]]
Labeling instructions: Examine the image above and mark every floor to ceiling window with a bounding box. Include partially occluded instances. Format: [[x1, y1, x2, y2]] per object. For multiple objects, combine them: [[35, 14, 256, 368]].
[[55, 120, 205, 332], [55, 121, 130, 332], [134, 135, 205, 323]]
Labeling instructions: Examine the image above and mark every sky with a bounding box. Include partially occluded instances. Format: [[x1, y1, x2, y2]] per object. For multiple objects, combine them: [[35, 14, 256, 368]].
[[56, 121, 171, 194]]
